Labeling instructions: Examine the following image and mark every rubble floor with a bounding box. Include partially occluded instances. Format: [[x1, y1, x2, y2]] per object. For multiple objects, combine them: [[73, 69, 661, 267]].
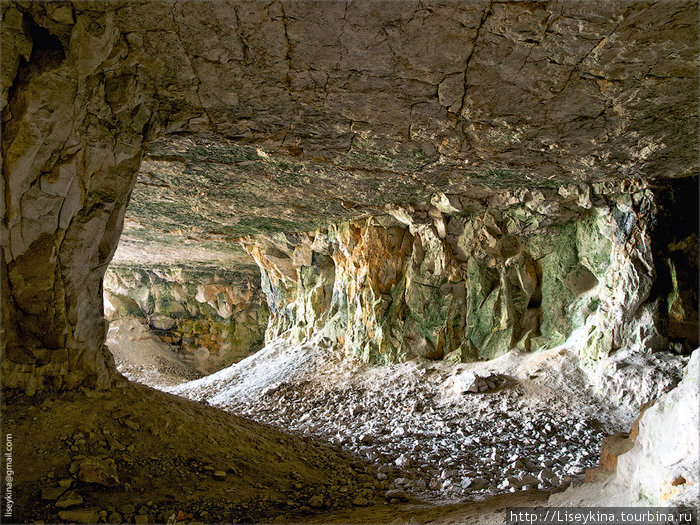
[[166, 332, 629, 505], [3, 380, 389, 524], [8, 313, 676, 524], [92, 317, 662, 523]]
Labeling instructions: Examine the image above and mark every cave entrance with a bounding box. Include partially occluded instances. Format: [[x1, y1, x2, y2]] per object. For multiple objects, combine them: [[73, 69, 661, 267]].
[[103, 138, 271, 385], [101, 136, 639, 505]]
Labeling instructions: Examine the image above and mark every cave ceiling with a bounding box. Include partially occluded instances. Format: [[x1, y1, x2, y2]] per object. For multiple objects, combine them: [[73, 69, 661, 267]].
[[12, 1, 693, 268]]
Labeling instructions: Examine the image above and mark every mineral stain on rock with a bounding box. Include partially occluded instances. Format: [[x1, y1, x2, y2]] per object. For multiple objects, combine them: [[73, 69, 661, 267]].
[[239, 183, 685, 366], [104, 266, 269, 374]]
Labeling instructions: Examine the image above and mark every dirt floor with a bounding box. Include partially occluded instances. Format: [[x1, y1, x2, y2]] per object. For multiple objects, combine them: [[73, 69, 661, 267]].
[[5, 318, 684, 524], [95, 320, 644, 521], [302, 490, 555, 525], [2, 375, 566, 525], [2, 380, 389, 524]]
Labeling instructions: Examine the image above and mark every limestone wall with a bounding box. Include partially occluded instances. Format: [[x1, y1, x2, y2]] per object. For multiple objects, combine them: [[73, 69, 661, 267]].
[[243, 182, 697, 365], [614, 349, 699, 506], [104, 266, 268, 374], [2, 1, 696, 393], [551, 349, 699, 507]]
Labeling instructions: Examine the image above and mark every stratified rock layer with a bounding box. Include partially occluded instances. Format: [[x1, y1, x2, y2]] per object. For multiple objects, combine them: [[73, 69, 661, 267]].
[[104, 266, 268, 373]]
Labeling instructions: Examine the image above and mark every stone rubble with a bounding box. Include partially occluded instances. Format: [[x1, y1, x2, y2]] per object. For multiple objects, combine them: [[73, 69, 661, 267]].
[[55, 489, 84, 509], [230, 374, 605, 501], [77, 457, 120, 487], [12, 381, 389, 524], [57, 508, 101, 524], [170, 337, 642, 503], [19, 339, 692, 523]]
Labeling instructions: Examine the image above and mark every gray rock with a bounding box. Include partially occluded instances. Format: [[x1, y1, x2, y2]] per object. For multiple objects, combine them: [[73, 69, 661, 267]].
[[395, 455, 409, 468], [385, 489, 408, 502], [41, 486, 67, 501], [447, 371, 478, 394], [149, 315, 177, 331]]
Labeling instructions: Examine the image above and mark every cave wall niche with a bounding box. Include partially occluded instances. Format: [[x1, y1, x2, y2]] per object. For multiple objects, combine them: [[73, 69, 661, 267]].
[[1, 1, 698, 393]]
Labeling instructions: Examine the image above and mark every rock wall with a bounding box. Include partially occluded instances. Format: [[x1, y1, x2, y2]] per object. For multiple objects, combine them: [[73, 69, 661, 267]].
[[1, 2, 156, 394], [2, 1, 696, 393], [104, 266, 268, 374], [551, 349, 699, 507], [613, 348, 699, 506], [243, 181, 697, 365]]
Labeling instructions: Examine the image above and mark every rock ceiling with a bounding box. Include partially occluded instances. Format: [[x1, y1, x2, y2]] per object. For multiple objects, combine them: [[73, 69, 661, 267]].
[[32, 0, 690, 268], [2, 1, 698, 392]]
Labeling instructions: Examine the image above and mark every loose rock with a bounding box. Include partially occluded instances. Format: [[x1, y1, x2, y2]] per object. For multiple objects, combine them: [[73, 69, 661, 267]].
[[55, 490, 84, 509], [78, 457, 120, 487], [58, 508, 100, 524]]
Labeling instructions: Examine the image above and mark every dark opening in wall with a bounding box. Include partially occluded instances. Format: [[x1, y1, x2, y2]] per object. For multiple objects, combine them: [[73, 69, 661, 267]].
[[25, 15, 66, 70], [648, 176, 699, 351]]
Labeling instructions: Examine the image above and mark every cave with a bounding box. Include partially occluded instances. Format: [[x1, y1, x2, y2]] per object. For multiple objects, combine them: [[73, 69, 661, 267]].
[[1, 1, 699, 524]]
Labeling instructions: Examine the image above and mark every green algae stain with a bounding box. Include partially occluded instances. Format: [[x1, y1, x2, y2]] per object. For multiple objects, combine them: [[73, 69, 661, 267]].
[[147, 141, 259, 164], [344, 142, 399, 170]]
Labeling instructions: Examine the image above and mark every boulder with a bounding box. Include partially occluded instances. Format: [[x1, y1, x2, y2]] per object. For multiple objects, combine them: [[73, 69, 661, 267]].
[[149, 315, 177, 331], [78, 457, 120, 487]]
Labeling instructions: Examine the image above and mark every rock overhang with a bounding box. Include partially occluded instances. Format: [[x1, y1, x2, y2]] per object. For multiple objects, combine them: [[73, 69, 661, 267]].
[[2, 0, 698, 392], [100, 0, 699, 263]]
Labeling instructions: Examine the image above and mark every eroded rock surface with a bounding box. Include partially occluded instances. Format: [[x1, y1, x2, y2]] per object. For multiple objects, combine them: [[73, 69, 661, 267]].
[[2, 0, 698, 392], [551, 349, 699, 508], [2, 1, 699, 521], [241, 182, 696, 367], [614, 349, 699, 506], [104, 266, 268, 373]]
